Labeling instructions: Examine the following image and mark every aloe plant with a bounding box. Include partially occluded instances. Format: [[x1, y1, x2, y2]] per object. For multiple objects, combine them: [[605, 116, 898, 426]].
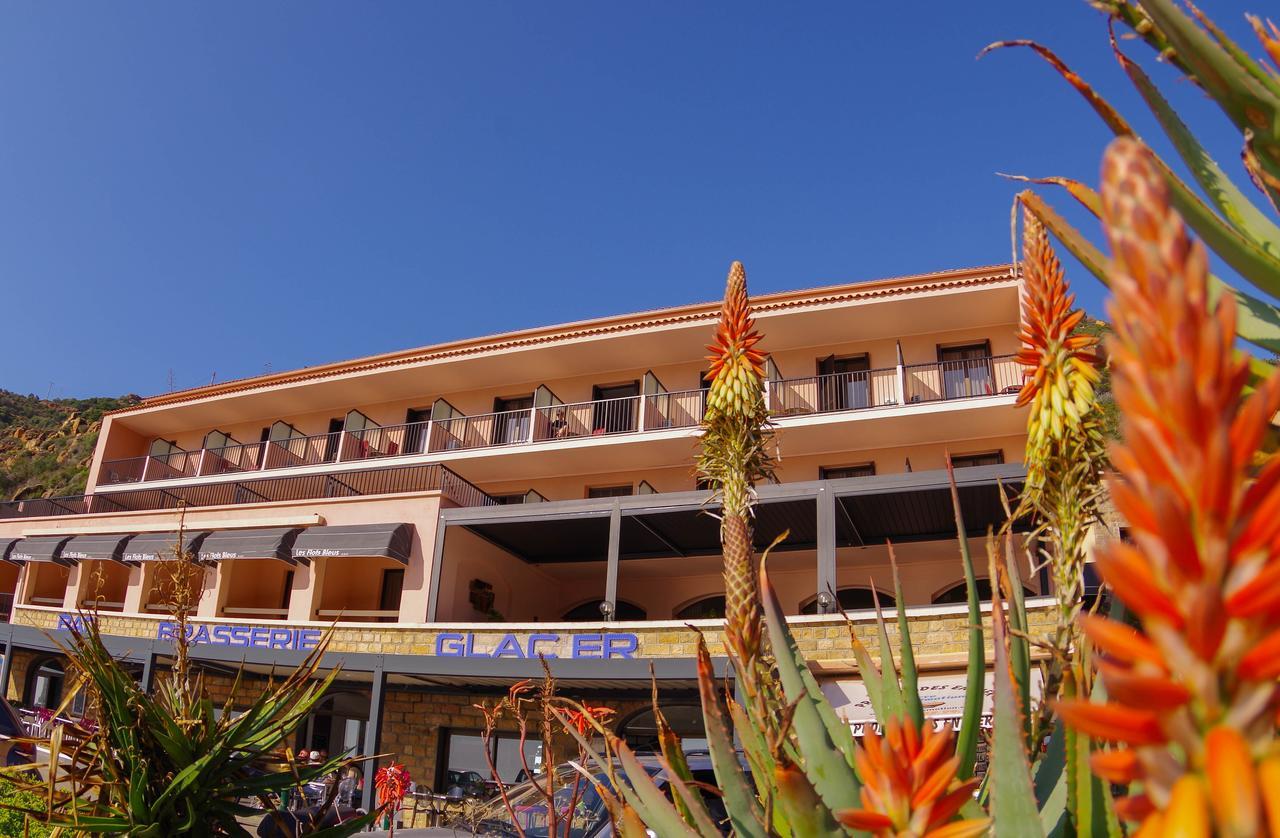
[[983, 0, 1280, 384], [0, 532, 379, 836]]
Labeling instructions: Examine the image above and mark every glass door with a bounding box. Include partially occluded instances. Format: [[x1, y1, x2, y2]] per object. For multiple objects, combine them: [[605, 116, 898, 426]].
[[939, 343, 993, 399]]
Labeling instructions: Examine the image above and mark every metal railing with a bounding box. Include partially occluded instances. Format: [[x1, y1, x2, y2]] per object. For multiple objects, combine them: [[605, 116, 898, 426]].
[[201, 440, 267, 475], [768, 367, 899, 417], [0, 462, 495, 521], [641, 388, 706, 431], [428, 408, 535, 452], [903, 354, 1020, 404], [344, 421, 429, 461], [533, 395, 641, 441], [263, 432, 341, 469], [146, 449, 203, 480]]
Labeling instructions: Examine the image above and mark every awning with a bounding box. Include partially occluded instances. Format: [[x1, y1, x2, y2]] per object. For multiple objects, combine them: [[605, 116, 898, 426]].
[[10, 536, 73, 565], [0, 538, 20, 565], [198, 528, 304, 564], [60, 533, 134, 564], [290, 523, 413, 564], [122, 532, 211, 564]]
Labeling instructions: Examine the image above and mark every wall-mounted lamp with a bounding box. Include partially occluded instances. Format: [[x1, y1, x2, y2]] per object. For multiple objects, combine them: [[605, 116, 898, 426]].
[[816, 591, 834, 613], [599, 600, 616, 621]]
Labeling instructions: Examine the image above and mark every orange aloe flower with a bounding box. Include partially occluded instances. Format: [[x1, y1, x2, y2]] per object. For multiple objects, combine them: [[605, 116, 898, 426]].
[[561, 702, 616, 736], [1055, 135, 1280, 833], [703, 260, 767, 421], [835, 718, 988, 838]]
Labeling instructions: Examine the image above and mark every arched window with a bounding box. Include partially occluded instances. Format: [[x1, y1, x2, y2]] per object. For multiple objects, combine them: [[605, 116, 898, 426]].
[[561, 600, 647, 621], [675, 595, 726, 621], [932, 579, 1033, 605], [618, 704, 706, 751], [25, 658, 65, 710], [799, 587, 893, 615]]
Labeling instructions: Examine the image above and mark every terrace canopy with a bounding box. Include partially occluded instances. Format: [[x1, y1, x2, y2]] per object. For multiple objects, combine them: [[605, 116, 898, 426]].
[[198, 528, 303, 564], [10, 536, 73, 565], [121, 531, 211, 564], [428, 464, 1029, 619], [61, 534, 134, 564], [290, 523, 413, 564]]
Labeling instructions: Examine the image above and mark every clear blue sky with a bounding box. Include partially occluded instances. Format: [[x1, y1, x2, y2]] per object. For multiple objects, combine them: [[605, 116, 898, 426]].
[[0, 1, 1258, 398]]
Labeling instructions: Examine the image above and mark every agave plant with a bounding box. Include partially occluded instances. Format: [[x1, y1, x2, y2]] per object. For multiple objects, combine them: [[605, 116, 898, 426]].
[[984, 0, 1280, 386], [1, 531, 378, 836]]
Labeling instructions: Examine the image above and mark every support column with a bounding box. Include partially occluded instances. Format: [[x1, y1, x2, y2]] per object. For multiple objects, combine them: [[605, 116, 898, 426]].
[[604, 502, 621, 620], [140, 650, 157, 693], [816, 487, 837, 614], [122, 563, 150, 614], [425, 521, 449, 623], [0, 633, 14, 706], [197, 562, 223, 619], [360, 665, 388, 813], [287, 560, 320, 622]]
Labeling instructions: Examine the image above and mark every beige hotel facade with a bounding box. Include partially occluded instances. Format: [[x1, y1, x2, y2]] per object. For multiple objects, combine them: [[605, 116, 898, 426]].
[[0, 263, 1059, 807]]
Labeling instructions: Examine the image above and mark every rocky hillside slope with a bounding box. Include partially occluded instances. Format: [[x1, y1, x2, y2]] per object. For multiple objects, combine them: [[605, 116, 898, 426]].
[[0, 391, 140, 501]]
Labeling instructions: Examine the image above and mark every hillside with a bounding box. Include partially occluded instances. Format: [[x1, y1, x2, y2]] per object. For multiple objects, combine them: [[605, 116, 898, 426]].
[[0, 390, 141, 501]]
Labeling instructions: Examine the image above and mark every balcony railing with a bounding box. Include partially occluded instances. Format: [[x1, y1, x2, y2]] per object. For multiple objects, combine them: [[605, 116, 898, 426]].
[[0, 462, 495, 521], [904, 354, 1020, 404], [94, 355, 1021, 489], [768, 367, 899, 418]]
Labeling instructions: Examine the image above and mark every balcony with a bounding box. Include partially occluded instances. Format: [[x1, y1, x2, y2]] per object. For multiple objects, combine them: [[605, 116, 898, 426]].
[[97, 355, 1019, 491], [0, 462, 493, 522]]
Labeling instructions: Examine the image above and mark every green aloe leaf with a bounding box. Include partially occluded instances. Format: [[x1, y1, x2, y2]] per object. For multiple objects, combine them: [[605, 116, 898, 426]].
[[946, 456, 986, 781], [989, 563, 1045, 836], [870, 590, 905, 723], [1035, 719, 1069, 836], [614, 743, 706, 837], [1001, 532, 1032, 743], [887, 544, 924, 730], [773, 761, 844, 838], [695, 639, 767, 837], [1113, 34, 1280, 256], [760, 562, 863, 812]]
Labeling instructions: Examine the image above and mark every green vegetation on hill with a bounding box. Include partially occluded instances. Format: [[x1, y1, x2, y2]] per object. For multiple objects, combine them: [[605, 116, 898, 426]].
[[0, 389, 140, 501]]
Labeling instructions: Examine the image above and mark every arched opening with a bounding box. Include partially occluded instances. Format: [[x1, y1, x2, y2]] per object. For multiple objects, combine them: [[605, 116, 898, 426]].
[[674, 595, 725, 621], [617, 703, 706, 752], [932, 579, 1034, 605], [798, 587, 893, 615], [561, 600, 647, 621], [25, 657, 66, 710]]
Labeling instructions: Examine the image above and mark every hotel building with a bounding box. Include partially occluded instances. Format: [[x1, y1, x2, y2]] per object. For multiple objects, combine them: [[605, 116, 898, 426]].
[[0, 263, 1057, 809]]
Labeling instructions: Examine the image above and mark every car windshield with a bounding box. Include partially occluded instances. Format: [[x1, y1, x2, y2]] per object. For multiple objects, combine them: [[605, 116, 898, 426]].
[[460, 767, 616, 838]]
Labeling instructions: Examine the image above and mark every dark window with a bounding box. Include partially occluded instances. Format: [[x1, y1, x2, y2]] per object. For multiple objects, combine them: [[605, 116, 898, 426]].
[[819, 463, 876, 480], [938, 342, 994, 399], [379, 569, 404, 617], [562, 600, 647, 621], [491, 493, 529, 505], [951, 451, 1004, 469], [323, 418, 344, 462], [592, 382, 639, 433], [404, 408, 431, 454], [437, 728, 540, 791], [816, 354, 871, 411], [493, 395, 533, 445], [26, 659, 65, 710], [675, 595, 726, 620], [587, 485, 632, 499], [800, 587, 891, 615], [698, 370, 711, 390]]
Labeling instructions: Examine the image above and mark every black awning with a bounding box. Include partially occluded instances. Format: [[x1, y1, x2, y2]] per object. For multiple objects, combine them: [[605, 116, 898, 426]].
[[0, 538, 20, 565], [121, 531, 211, 564], [198, 528, 303, 564], [60, 533, 134, 564], [836, 482, 1028, 546], [10, 536, 73, 565], [290, 523, 413, 564]]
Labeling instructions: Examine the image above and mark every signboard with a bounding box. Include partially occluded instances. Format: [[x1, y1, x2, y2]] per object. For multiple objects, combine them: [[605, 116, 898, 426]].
[[156, 622, 322, 651], [55, 614, 95, 633], [435, 631, 639, 659], [820, 669, 1043, 726]]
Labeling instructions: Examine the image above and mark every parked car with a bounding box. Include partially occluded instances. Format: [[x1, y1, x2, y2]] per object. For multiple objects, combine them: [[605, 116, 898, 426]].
[[409, 752, 732, 837]]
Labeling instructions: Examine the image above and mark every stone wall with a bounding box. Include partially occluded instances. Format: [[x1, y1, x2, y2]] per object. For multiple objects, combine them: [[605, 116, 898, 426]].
[[11, 602, 1058, 670]]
